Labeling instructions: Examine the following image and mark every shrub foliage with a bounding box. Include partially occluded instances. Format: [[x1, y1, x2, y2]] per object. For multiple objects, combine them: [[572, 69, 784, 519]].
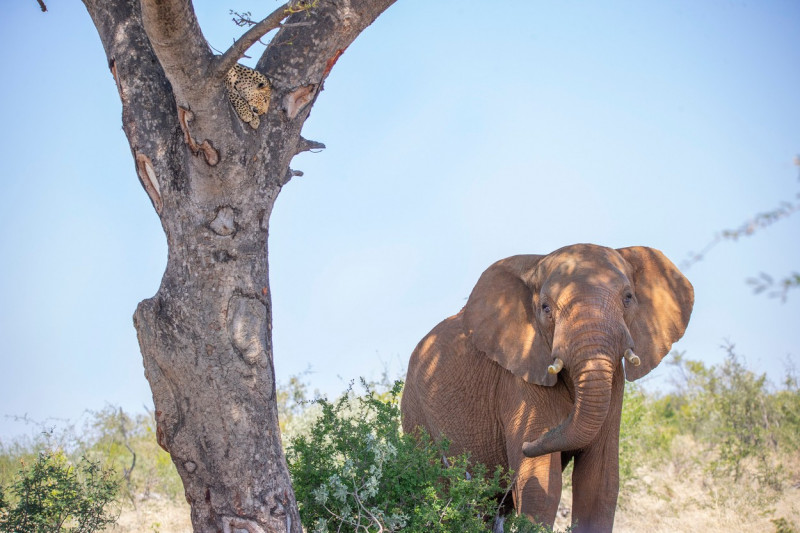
[[1, 346, 798, 532], [619, 346, 800, 490], [287, 380, 516, 533], [0, 450, 118, 532]]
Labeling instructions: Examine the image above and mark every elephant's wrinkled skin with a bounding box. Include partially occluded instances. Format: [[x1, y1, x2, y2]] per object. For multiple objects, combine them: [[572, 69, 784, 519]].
[[401, 244, 693, 533]]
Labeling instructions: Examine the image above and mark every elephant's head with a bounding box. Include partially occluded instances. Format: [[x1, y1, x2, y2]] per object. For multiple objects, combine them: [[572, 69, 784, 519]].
[[463, 244, 693, 458]]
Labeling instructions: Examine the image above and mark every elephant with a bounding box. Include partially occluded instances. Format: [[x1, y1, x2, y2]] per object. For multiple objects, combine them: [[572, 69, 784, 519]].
[[401, 243, 693, 533]]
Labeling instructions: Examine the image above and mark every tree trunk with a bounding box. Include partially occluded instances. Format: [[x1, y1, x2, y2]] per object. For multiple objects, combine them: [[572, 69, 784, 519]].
[[80, 1, 395, 531]]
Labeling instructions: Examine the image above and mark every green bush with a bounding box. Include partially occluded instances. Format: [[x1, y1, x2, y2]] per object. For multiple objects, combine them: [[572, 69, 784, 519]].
[[0, 450, 119, 532], [618, 380, 690, 478], [616, 345, 800, 499], [287, 380, 563, 533], [667, 346, 789, 485], [0, 408, 184, 507]]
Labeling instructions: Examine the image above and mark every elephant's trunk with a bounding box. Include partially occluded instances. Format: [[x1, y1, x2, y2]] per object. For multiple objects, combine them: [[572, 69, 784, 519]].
[[522, 355, 615, 458]]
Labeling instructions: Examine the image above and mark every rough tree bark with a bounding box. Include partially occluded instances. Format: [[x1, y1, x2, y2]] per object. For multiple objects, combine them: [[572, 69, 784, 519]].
[[80, 1, 395, 531]]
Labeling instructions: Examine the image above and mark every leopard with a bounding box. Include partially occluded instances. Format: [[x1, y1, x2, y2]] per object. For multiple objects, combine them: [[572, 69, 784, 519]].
[[225, 64, 272, 130]]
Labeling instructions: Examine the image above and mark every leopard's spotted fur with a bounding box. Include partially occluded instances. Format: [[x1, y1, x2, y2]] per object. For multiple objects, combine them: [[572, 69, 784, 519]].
[[225, 64, 272, 130]]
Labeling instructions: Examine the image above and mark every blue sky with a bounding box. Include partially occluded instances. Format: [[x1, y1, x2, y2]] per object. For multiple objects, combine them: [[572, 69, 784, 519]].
[[1, 1, 798, 441]]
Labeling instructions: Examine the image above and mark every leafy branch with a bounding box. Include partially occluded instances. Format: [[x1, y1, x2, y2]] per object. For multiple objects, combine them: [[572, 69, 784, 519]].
[[682, 154, 800, 300], [746, 272, 800, 303]]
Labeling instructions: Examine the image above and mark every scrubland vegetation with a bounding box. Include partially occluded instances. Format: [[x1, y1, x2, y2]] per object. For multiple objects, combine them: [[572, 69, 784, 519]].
[[1, 348, 798, 532]]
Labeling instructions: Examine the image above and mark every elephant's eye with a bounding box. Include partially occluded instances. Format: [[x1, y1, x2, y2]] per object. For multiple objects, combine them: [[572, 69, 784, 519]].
[[541, 303, 552, 315], [623, 292, 634, 307]]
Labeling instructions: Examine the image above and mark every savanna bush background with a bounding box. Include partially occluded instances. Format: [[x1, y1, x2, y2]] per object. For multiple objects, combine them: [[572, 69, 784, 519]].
[[1, 348, 798, 532]]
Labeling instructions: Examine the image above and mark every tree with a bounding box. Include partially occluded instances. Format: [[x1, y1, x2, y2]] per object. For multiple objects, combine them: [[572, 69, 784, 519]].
[[74, 1, 395, 531]]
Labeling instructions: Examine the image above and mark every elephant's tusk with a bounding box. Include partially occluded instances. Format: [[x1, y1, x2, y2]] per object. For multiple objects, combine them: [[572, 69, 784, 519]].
[[547, 357, 564, 374], [624, 349, 641, 367]]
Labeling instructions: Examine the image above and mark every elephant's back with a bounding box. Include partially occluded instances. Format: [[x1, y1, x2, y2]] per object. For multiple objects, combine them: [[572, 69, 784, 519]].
[[401, 312, 507, 469]]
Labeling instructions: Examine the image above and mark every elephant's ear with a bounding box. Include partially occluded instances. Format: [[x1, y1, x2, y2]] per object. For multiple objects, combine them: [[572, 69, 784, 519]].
[[463, 255, 556, 386], [617, 247, 694, 381]]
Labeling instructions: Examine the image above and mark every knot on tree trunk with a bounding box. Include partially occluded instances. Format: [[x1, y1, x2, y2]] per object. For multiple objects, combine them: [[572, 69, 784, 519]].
[[227, 295, 269, 367], [210, 206, 237, 236]]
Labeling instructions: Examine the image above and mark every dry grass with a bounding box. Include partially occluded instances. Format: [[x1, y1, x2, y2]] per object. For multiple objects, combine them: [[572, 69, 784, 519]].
[[555, 436, 800, 533], [104, 443, 800, 532], [613, 464, 800, 532], [106, 496, 191, 533]]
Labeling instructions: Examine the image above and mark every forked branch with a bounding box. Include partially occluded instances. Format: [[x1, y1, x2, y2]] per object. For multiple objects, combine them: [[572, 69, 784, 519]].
[[214, 2, 291, 79]]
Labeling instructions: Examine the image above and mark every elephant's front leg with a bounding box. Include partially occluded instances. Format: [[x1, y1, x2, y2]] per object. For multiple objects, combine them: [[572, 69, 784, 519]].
[[570, 443, 619, 532], [509, 451, 562, 526]]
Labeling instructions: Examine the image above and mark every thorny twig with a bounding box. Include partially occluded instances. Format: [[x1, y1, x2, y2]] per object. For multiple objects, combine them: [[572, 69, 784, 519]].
[[230, 10, 257, 27], [494, 472, 518, 522]]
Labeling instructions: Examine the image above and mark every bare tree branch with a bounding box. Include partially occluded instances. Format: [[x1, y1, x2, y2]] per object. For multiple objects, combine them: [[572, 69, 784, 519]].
[[213, 2, 291, 80], [295, 136, 326, 155], [36, 0, 47, 12]]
